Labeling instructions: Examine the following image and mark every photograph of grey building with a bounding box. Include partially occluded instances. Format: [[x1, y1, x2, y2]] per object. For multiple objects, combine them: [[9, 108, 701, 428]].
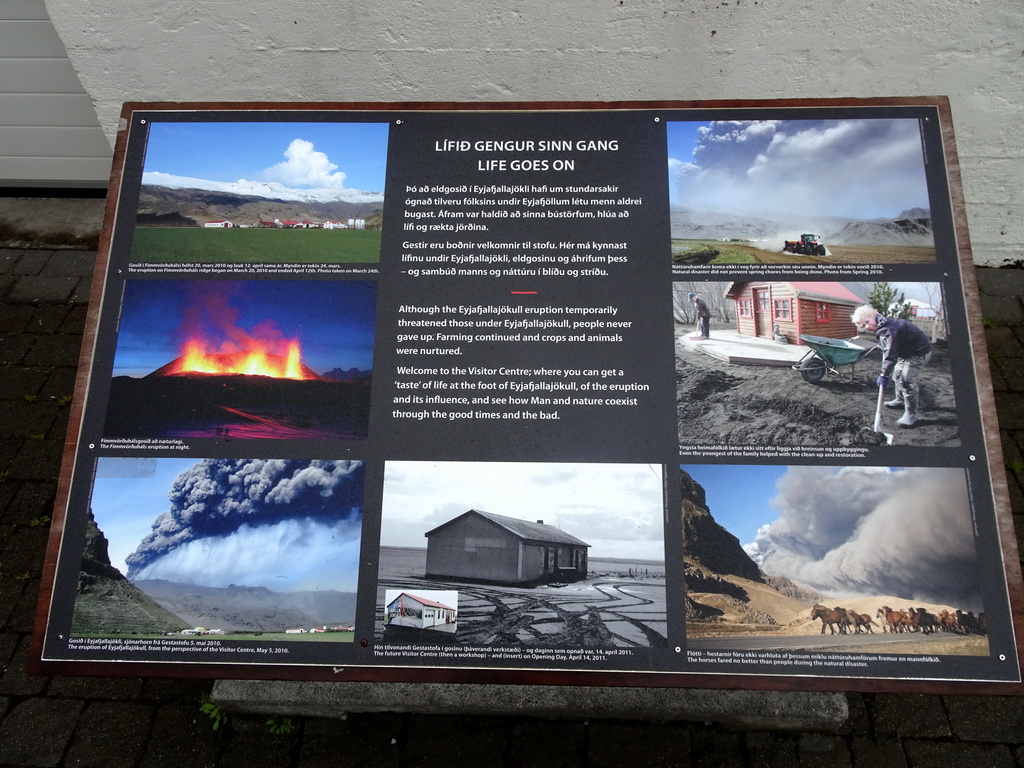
[[376, 461, 668, 649], [425, 509, 590, 585]]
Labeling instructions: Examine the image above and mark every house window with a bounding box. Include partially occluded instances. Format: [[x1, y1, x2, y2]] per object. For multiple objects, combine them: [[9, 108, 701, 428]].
[[757, 293, 770, 313], [815, 302, 830, 322], [773, 299, 792, 321], [739, 299, 753, 318]]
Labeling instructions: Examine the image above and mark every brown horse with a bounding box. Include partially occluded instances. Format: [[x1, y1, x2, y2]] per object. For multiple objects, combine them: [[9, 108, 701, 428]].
[[810, 604, 848, 635], [876, 605, 908, 634], [847, 611, 878, 634]]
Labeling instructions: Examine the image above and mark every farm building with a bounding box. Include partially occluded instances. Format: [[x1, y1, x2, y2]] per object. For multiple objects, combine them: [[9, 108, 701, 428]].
[[724, 282, 862, 345], [424, 509, 590, 585], [203, 220, 234, 228], [897, 297, 939, 319], [385, 592, 457, 630]]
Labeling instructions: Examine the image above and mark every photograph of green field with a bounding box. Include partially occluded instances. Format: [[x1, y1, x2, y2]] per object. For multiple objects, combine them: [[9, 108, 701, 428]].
[[131, 226, 382, 264], [73, 631, 355, 643], [672, 238, 935, 267]]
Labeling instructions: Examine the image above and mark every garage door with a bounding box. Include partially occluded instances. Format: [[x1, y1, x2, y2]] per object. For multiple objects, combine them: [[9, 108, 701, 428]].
[[0, 0, 112, 188]]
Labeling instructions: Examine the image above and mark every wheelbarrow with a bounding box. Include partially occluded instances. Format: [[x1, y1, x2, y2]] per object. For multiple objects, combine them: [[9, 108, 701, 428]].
[[792, 334, 878, 384]]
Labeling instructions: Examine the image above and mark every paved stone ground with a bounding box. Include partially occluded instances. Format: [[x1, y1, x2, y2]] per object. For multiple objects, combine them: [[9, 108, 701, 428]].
[[2, 246, 1024, 767]]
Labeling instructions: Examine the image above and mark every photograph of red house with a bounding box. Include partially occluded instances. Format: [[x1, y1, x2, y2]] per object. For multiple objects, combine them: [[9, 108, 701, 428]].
[[725, 282, 862, 345]]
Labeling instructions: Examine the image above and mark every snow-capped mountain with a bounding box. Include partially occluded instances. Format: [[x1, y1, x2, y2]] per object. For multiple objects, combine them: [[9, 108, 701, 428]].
[[142, 172, 384, 204]]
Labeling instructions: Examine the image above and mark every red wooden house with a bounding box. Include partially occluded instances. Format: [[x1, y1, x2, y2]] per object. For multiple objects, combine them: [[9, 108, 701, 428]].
[[724, 282, 862, 345]]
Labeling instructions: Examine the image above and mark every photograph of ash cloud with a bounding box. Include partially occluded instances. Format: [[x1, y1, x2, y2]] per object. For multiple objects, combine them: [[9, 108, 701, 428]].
[[72, 458, 363, 641], [679, 465, 990, 656], [102, 280, 376, 440], [376, 461, 668, 649], [667, 118, 936, 266]]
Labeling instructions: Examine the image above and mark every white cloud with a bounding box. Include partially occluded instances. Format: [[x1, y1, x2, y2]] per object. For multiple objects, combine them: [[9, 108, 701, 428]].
[[749, 467, 981, 608], [380, 461, 665, 560], [673, 118, 929, 220], [257, 138, 348, 189], [134, 518, 361, 592]]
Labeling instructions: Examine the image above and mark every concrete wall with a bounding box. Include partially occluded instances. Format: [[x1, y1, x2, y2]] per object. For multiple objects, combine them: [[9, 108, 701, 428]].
[[44, 0, 1023, 265]]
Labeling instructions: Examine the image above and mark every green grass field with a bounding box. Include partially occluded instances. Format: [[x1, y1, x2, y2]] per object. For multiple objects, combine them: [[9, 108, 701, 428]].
[[76, 631, 354, 643], [671, 239, 756, 265], [131, 227, 382, 264]]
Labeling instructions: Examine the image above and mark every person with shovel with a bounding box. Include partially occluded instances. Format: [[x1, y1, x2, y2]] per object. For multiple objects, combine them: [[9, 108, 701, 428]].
[[851, 304, 932, 428], [688, 292, 711, 340]]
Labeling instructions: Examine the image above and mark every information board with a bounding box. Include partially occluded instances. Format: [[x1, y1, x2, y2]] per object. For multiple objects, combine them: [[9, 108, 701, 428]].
[[32, 99, 1023, 691]]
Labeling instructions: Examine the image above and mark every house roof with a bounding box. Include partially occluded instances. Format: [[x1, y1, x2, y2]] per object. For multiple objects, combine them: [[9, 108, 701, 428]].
[[388, 592, 455, 611], [425, 509, 590, 547], [725, 281, 862, 306]]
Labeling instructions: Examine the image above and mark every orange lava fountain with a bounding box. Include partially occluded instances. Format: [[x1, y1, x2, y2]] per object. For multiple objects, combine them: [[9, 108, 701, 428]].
[[172, 338, 315, 380]]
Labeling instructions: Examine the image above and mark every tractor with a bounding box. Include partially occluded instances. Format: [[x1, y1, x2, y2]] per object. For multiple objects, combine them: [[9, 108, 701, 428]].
[[783, 233, 827, 256]]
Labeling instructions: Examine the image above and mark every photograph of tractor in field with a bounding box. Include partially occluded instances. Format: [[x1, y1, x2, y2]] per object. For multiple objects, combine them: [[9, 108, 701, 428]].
[[782, 233, 827, 257], [666, 119, 938, 266]]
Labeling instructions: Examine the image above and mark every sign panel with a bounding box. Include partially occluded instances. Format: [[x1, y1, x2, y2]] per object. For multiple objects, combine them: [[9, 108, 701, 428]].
[[32, 99, 1023, 691]]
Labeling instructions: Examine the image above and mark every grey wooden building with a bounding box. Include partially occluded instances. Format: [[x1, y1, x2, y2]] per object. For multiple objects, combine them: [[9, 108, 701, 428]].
[[424, 509, 590, 585]]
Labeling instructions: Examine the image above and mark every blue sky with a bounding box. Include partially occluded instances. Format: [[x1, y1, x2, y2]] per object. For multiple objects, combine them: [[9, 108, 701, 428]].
[[111, 279, 377, 377], [143, 121, 389, 192], [666, 118, 930, 219], [681, 464, 784, 545], [92, 458, 196, 576]]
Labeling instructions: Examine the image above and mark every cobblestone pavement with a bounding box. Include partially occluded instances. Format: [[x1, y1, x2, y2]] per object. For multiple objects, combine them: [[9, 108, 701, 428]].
[[2, 247, 1024, 767]]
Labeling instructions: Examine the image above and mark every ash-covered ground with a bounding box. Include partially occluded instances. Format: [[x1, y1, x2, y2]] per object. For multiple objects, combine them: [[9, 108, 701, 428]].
[[676, 334, 960, 447], [376, 548, 667, 649]]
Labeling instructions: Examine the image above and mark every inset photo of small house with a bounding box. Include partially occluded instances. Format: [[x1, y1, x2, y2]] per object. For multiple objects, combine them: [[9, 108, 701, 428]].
[[383, 590, 459, 639], [674, 280, 959, 447], [376, 461, 668, 650]]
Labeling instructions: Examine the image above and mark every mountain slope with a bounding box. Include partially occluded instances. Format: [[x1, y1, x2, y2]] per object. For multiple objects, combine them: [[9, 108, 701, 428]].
[[137, 185, 384, 228], [71, 511, 188, 635], [135, 580, 357, 632]]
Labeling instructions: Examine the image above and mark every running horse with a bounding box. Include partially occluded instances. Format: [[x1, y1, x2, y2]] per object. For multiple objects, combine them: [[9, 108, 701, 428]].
[[810, 604, 848, 635]]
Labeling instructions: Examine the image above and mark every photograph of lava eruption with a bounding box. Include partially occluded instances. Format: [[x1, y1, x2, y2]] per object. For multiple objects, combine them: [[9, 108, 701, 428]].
[[102, 279, 377, 440]]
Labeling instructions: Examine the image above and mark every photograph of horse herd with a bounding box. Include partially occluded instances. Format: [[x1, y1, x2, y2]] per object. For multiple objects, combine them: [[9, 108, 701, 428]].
[[810, 603, 987, 650], [682, 465, 993, 659]]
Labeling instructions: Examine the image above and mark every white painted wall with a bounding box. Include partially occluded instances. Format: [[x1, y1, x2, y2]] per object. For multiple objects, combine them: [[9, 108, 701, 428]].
[[0, 0, 111, 186], [45, 0, 1023, 265]]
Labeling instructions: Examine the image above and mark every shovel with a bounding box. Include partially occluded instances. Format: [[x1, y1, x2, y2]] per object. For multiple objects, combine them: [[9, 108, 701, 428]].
[[873, 385, 894, 445]]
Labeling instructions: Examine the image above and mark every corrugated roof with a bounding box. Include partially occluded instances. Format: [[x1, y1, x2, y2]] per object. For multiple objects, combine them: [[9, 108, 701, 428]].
[[389, 592, 455, 611], [426, 509, 590, 547], [788, 282, 863, 304]]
